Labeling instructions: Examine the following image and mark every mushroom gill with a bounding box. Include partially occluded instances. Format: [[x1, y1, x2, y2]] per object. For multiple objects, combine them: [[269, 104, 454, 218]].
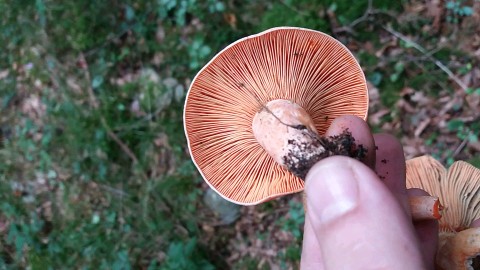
[[406, 155, 480, 270], [184, 27, 368, 204]]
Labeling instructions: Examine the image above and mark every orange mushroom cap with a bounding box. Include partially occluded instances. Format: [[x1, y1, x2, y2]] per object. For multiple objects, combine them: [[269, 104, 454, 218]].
[[184, 27, 368, 205], [406, 155, 480, 231], [406, 155, 480, 269]]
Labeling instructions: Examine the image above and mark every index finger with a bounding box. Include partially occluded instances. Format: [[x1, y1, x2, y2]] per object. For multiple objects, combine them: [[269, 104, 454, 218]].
[[325, 115, 375, 169]]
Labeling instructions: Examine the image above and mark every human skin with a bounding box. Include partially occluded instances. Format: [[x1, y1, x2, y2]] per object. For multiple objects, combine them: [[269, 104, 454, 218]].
[[300, 116, 438, 270]]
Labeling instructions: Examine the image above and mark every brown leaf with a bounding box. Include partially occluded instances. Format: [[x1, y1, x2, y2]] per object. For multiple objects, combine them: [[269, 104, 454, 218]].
[[155, 26, 165, 43], [22, 94, 46, 121], [0, 69, 9, 80], [414, 118, 431, 137], [425, 0, 444, 31], [224, 13, 237, 29], [368, 109, 390, 126]]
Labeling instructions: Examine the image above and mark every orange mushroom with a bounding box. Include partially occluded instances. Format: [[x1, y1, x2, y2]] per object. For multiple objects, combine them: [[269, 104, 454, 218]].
[[184, 27, 439, 219], [184, 27, 367, 204], [406, 155, 480, 269]]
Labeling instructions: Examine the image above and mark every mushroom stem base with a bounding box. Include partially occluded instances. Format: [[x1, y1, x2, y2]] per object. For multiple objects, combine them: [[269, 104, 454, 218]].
[[253, 100, 442, 222], [252, 99, 366, 179], [286, 130, 367, 179]]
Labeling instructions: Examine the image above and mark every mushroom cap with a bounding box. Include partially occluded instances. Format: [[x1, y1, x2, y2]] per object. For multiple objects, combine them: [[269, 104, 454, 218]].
[[184, 27, 368, 205], [406, 155, 480, 231], [436, 228, 480, 270]]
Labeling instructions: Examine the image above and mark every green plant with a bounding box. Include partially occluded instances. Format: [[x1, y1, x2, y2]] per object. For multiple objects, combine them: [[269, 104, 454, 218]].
[[258, 1, 329, 31], [466, 87, 480, 95], [160, 239, 215, 270], [1, 0, 479, 268], [447, 119, 479, 143], [279, 201, 305, 240], [445, 0, 474, 23], [389, 62, 405, 83], [188, 36, 212, 70], [157, 0, 225, 26]]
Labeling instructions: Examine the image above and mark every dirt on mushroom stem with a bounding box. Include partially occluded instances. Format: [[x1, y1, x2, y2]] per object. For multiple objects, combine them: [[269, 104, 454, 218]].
[[251, 99, 367, 180], [283, 129, 367, 180], [472, 256, 480, 270], [250, 100, 443, 222]]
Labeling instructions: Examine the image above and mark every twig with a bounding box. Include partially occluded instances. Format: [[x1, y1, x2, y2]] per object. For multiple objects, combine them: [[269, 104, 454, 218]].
[[406, 57, 450, 92], [451, 132, 471, 159], [346, 0, 373, 29], [382, 26, 469, 92], [332, 0, 395, 34], [403, 46, 445, 63], [77, 53, 179, 220], [79, 53, 140, 164], [114, 102, 169, 132], [279, 0, 309, 16], [83, 29, 131, 58], [100, 118, 139, 163], [98, 183, 128, 197], [78, 54, 100, 109]]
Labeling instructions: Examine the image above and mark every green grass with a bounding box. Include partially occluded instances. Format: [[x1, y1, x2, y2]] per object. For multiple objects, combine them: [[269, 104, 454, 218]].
[[1, 0, 478, 268]]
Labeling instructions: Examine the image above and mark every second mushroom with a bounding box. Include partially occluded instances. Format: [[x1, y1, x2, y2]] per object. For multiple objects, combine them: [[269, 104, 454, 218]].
[[406, 155, 480, 270]]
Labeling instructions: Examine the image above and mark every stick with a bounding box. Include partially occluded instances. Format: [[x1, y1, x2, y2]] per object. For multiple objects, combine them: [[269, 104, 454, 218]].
[[382, 26, 469, 92]]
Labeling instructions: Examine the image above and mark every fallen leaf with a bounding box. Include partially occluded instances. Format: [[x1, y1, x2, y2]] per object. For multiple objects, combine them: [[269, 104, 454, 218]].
[[0, 70, 9, 80], [425, 0, 444, 31], [224, 13, 237, 29], [414, 118, 431, 137]]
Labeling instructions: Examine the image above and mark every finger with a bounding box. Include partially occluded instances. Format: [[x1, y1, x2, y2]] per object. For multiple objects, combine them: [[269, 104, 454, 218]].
[[301, 214, 325, 269], [304, 156, 425, 269], [373, 133, 409, 215], [408, 188, 439, 270], [302, 115, 374, 268], [325, 115, 375, 169]]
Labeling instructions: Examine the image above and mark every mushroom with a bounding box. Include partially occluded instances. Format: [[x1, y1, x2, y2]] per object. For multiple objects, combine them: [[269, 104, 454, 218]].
[[184, 27, 439, 219], [406, 155, 480, 270], [184, 27, 367, 204]]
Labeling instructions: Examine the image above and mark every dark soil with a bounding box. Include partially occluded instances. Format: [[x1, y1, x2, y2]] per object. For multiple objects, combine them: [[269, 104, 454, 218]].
[[282, 129, 367, 180], [472, 255, 480, 270]]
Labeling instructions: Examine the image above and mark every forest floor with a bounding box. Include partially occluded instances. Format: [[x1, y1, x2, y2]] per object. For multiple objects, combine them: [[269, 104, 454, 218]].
[[1, 0, 479, 269]]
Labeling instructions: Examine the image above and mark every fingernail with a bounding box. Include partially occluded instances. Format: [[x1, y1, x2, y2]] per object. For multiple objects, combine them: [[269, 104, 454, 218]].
[[305, 160, 359, 225]]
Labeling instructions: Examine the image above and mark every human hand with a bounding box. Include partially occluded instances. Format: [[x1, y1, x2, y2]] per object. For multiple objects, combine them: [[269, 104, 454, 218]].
[[300, 116, 438, 270]]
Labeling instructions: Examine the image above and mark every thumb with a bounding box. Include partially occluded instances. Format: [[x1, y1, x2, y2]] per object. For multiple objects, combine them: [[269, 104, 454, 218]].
[[301, 156, 425, 270]]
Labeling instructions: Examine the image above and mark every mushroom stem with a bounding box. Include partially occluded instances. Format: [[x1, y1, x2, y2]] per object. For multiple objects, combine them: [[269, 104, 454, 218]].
[[409, 195, 443, 221], [252, 99, 442, 221], [252, 99, 366, 179]]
